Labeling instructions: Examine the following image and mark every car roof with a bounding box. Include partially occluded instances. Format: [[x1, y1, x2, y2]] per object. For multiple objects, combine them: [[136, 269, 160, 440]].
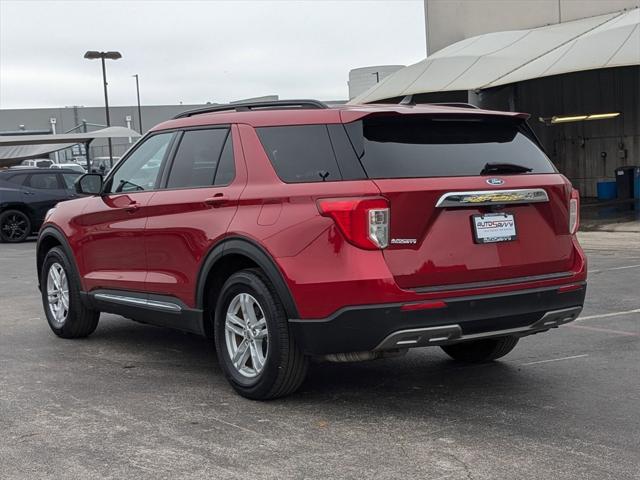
[[151, 101, 529, 132], [1, 168, 80, 174]]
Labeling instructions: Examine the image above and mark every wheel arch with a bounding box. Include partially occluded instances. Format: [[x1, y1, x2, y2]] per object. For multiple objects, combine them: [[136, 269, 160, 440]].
[[1, 201, 37, 219], [197, 236, 299, 337], [37, 225, 79, 291]]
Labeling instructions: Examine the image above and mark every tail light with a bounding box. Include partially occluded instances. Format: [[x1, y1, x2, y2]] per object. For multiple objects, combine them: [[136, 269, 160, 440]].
[[317, 197, 389, 249], [569, 188, 580, 234]]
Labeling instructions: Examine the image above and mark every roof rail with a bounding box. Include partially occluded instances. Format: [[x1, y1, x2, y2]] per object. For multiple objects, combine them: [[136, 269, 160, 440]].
[[173, 99, 328, 119]]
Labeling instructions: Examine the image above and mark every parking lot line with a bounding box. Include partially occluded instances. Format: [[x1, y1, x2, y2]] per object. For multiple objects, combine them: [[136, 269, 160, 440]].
[[590, 264, 640, 274], [520, 354, 588, 366], [568, 324, 639, 337], [576, 308, 640, 321]]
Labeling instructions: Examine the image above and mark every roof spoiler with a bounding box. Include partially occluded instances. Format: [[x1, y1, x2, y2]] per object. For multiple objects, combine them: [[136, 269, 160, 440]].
[[399, 95, 479, 109]]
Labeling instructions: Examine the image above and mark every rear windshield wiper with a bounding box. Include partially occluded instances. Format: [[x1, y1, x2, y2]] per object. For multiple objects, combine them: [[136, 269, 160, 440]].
[[481, 162, 533, 175]]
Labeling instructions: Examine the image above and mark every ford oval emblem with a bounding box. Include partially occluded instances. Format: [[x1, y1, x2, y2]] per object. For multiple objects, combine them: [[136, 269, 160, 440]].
[[486, 178, 505, 186]]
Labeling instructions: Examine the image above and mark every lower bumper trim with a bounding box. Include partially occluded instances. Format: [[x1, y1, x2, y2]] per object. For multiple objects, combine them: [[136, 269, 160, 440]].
[[374, 306, 582, 350]]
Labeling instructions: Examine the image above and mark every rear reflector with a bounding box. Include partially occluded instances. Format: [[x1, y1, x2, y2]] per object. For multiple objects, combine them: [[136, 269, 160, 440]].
[[400, 300, 447, 312], [569, 188, 580, 234], [317, 197, 389, 250], [558, 284, 584, 294]]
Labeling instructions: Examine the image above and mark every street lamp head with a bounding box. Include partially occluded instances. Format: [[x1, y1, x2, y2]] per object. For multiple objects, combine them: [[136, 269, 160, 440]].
[[104, 51, 122, 60], [84, 51, 122, 60]]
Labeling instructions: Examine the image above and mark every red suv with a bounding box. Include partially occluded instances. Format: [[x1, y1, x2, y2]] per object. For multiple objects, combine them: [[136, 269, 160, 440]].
[[37, 100, 586, 399]]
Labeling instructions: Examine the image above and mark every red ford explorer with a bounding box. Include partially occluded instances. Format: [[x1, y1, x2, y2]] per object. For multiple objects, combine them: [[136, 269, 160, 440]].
[[37, 100, 586, 399]]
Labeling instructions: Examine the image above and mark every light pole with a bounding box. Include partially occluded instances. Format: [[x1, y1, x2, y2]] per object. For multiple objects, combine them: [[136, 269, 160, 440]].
[[132, 74, 143, 133], [84, 50, 122, 167]]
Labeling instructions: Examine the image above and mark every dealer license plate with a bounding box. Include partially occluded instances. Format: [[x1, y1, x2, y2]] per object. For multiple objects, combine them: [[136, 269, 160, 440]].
[[472, 213, 517, 244]]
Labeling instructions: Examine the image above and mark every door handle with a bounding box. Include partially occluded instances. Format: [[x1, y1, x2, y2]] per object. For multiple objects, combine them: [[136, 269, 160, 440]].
[[125, 202, 140, 213], [204, 194, 228, 208], [23, 191, 35, 196]]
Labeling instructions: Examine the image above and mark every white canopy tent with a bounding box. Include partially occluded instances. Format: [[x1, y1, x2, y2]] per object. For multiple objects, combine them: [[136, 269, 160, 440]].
[[0, 126, 141, 166], [351, 8, 640, 104]]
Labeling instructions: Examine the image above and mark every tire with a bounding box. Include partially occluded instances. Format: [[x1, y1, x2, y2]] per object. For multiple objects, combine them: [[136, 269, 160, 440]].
[[213, 268, 308, 400], [41, 246, 99, 338], [441, 336, 519, 363], [0, 209, 31, 243]]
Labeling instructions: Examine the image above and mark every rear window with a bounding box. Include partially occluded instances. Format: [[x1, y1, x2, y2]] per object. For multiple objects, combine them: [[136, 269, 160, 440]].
[[257, 125, 366, 183], [257, 125, 341, 183], [345, 116, 556, 178]]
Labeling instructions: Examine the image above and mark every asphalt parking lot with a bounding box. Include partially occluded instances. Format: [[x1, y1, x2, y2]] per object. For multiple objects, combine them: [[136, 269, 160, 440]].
[[1, 233, 638, 480]]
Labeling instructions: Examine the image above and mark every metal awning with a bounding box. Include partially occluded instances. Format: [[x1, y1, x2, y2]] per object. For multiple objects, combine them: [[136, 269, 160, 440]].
[[0, 126, 140, 147], [0, 126, 141, 166], [351, 8, 640, 104]]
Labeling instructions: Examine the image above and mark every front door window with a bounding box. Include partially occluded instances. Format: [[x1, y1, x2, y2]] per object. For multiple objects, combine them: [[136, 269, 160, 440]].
[[106, 133, 174, 193]]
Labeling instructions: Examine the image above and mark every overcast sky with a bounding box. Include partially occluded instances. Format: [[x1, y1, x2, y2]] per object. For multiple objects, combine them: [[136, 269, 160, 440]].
[[0, 0, 426, 109]]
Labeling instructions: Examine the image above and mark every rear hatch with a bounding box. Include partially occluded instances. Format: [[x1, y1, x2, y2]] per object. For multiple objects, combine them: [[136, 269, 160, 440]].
[[343, 112, 576, 290]]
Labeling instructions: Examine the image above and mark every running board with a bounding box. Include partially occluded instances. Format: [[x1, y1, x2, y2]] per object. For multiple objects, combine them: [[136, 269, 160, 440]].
[[85, 290, 204, 336], [374, 306, 582, 351]]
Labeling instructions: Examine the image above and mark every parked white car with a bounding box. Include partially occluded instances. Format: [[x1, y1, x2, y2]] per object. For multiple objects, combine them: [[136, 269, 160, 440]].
[[50, 163, 86, 173], [21, 158, 53, 168]]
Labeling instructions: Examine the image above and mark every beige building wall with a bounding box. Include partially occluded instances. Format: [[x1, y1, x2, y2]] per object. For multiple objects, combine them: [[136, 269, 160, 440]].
[[425, 0, 640, 54]]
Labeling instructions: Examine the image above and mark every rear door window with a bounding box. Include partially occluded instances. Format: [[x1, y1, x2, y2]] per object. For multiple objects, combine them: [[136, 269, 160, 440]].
[[26, 173, 61, 190], [257, 125, 343, 183], [166, 128, 230, 189], [4, 173, 28, 185], [345, 116, 556, 178]]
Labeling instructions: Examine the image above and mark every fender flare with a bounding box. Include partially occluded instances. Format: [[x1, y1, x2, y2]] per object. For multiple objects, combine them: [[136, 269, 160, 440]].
[[36, 225, 80, 291], [196, 236, 299, 319]]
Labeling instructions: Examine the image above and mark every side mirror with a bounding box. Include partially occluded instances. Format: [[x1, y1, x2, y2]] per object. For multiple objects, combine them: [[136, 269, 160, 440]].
[[75, 173, 103, 195]]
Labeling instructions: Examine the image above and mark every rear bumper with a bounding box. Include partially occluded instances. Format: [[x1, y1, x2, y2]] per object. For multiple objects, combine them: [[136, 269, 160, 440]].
[[289, 283, 586, 355]]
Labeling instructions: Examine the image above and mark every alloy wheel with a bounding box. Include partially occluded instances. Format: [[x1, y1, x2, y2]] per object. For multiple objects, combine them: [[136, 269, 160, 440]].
[[47, 262, 69, 327], [1, 212, 28, 241], [224, 293, 269, 378]]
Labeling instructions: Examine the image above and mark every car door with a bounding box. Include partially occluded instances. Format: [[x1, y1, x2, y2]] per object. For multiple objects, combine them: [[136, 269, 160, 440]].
[[77, 132, 176, 293], [23, 171, 71, 225], [144, 125, 246, 307]]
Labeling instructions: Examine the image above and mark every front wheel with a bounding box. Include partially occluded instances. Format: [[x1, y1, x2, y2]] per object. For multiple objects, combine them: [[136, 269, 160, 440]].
[[441, 336, 519, 363], [214, 269, 308, 400], [41, 246, 99, 338]]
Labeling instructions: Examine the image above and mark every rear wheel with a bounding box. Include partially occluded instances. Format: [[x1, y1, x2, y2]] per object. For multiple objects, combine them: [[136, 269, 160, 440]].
[[214, 269, 308, 400], [41, 247, 99, 338], [0, 209, 31, 243], [441, 336, 519, 363]]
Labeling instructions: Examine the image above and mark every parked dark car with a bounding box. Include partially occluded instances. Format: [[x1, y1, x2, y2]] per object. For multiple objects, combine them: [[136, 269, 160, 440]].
[[0, 168, 82, 242]]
